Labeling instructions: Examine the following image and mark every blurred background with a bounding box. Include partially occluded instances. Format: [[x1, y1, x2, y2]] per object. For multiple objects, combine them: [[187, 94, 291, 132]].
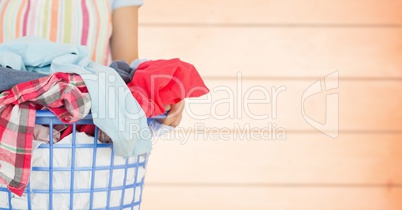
[[137, 0, 402, 209]]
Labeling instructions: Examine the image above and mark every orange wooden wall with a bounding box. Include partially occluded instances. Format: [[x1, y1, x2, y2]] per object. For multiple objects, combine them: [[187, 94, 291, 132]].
[[137, 1, 402, 209]]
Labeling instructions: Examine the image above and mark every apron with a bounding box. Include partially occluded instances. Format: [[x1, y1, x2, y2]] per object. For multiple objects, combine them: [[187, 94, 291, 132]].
[[0, 0, 112, 65]]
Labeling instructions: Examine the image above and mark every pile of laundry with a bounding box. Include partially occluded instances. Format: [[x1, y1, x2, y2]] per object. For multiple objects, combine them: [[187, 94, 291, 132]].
[[1, 132, 147, 209], [0, 36, 209, 196]]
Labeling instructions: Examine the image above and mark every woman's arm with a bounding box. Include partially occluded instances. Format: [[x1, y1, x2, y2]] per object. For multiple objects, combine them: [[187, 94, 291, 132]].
[[111, 6, 185, 127], [110, 6, 140, 63]]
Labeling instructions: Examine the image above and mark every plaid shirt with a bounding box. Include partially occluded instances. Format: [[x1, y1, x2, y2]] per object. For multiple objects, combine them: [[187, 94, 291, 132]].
[[0, 72, 90, 196]]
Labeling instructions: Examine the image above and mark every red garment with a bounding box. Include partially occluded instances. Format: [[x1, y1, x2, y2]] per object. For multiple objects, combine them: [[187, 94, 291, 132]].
[[0, 73, 90, 196], [128, 58, 210, 117], [60, 58, 209, 139], [59, 124, 94, 140]]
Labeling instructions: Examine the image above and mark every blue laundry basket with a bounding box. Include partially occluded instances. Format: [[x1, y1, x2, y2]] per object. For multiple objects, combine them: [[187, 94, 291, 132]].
[[0, 110, 157, 210]]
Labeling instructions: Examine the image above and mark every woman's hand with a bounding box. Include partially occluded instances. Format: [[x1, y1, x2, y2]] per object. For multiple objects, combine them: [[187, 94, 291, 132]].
[[162, 100, 185, 127]]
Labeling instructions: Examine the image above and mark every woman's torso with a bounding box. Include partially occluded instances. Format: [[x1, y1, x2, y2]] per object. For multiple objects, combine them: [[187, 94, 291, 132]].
[[0, 0, 113, 65]]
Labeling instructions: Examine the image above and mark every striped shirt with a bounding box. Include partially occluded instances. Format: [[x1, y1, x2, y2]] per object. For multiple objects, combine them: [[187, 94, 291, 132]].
[[0, 0, 143, 65]]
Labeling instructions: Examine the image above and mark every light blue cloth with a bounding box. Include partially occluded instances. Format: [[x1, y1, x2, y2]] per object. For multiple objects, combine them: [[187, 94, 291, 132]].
[[0, 36, 152, 157], [109, 0, 144, 10], [130, 58, 149, 70], [148, 119, 174, 137]]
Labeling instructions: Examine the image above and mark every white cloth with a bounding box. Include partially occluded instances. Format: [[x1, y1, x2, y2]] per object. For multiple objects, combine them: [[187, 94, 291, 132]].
[[0, 132, 146, 210]]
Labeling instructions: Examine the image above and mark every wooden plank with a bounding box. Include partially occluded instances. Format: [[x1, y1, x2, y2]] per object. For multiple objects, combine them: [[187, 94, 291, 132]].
[[139, 0, 402, 25], [141, 186, 402, 210], [179, 80, 402, 132], [145, 133, 402, 184], [139, 27, 402, 78]]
